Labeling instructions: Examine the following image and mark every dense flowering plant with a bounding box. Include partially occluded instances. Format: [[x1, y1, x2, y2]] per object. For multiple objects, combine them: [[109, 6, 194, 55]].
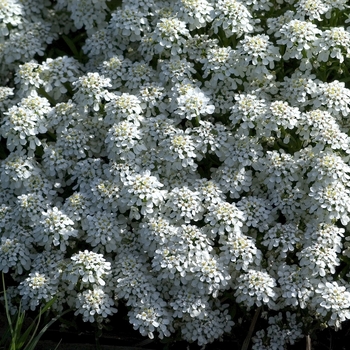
[[1, 0, 350, 348]]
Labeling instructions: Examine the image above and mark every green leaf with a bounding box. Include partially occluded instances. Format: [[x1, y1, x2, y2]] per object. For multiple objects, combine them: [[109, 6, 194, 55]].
[[21, 297, 57, 349], [23, 308, 71, 350], [13, 308, 26, 348], [62, 35, 79, 57], [19, 309, 42, 350], [2, 273, 14, 338]]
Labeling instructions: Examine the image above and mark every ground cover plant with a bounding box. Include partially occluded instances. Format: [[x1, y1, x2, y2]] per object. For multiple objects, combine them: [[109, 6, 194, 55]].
[[1, 0, 350, 349]]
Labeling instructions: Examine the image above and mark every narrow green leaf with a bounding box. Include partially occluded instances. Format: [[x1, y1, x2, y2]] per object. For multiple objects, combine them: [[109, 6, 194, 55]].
[[62, 34, 79, 57], [53, 338, 62, 350], [17, 313, 39, 349], [24, 308, 71, 350], [13, 308, 26, 348], [22, 307, 42, 350], [2, 273, 14, 337]]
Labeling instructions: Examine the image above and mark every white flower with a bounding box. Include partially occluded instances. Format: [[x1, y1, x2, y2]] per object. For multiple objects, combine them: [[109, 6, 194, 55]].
[[176, 87, 215, 121], [151, 17, 190, 56], [74, 286, 117, 323], [109, 7, 150, 43], [174, 0, 214, 30], [264, 100, 301, 136], [181, 305, 234, 346], [313, 281, 350, 329], [97, 55, 130, 90], [183, 34, 219, 62], [124, 61, 156, 91], [1, 21, 52, 66], [234, 269, 277, 308], [72, 72, 112, 112], [179, 224, 214, 251], [83, 27, 123, 61], [0, 86, 14, 113], [121, 170, 165, 215], [229, 93, 267, 135], [297, 243, 340, 277], [40, 56, 83, 99], [46, 100, 81, 134], [202, 46, 242, 85], [31, 250, 65, 280], [205, 200, 245, 236], [304, 222, 344, 252], [294, 0, 329, 21], [42, 144, 73, 179], [33, 207, 78, 252], [164, 186, 205, 223], [104, 93, 143, 126], [266, 10, 295, 35], [262, 223, 301, 258], [1, 97, 49, 154], [138, 214, 179, 250], [159, 129, 198, 171], [169, 286, 209, 318], [63, 191, 92, 221], [218, 134, 263, 167], [0, 237, 32, 274], [0, 204, 14, 231], [242, 69, 279, 98], [252, 312, 304, 349], [244, 0, 273, 11], [236, 34, 281, 71], [3, 0, 350, 343], [277, 264, 315, 308], [308, 181, 350, 225], [276, 20, 322, 60], [82, 211, 126, 253], [255, 150, 301, 190], [128, 294, 173, 339], [211, 164, 253, 199], [68, 158, 104, 192], [14, 193, 49, 223], [212, 0, 254, 38], [159, 57, 196, 84], [313, 80, 350, 118], [0, 152, 41, 191], [62, 250, 111, 290], [18, 272, 58, 311], [88, 177, 121, 211], [63, 0, 109, 32], [56, 127, 92, 160], [306, 149, 350, 185], [0, 0, 23, 30], [105, 120, 146, 161], [279, 70, 320, 109], [236, 196, 274, 232], [195, 178, 226, 205], [188, 250, 231, 296], [14, 61, 43, 93], [220, 234, 262, 271], [138, 84, 167, 117], [316, 27, 350, 63], [152, 245, 189, 281], [113, 249, 157, 300]]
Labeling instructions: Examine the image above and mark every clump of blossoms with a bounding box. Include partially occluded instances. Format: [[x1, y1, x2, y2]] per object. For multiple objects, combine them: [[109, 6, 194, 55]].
[[1, 0, 350, 348]]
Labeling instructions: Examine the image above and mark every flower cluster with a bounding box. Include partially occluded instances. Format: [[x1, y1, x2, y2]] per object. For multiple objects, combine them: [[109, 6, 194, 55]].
[[1, 0, 350, 348]]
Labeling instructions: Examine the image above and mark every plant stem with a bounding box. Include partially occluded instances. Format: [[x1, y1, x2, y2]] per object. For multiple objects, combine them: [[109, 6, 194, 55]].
[[241, 306, 262, 350]]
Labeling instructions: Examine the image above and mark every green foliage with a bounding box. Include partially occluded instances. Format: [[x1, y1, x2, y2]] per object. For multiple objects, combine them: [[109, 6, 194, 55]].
[[0, 273, 69, 350]]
